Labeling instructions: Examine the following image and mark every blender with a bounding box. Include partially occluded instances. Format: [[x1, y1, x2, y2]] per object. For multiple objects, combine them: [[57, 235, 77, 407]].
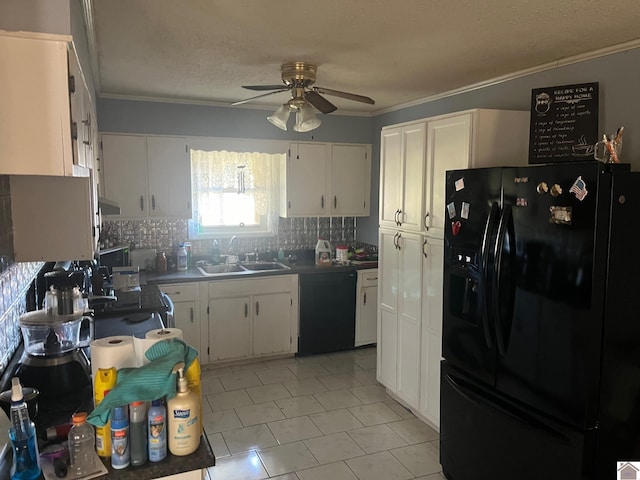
[[16, 270, 92, 400]]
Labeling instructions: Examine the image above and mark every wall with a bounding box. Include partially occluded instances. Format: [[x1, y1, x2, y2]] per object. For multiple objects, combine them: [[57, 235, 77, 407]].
[[357, 46, 640, 244], [0, 0, 70, 35]]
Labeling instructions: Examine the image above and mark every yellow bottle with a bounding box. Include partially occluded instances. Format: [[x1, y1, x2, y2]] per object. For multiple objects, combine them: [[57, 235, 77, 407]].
[[185, 354, 202, 435], [93, 367, 117, 457], [167, 363, 201, 456]]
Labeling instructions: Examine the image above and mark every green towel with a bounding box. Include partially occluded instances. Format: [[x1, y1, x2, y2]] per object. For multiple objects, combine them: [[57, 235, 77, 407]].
[[87, 339, 198, 427]]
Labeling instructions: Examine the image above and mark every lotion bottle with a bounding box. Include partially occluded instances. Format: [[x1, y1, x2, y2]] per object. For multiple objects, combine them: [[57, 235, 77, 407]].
[[167, 363, 201, 455]]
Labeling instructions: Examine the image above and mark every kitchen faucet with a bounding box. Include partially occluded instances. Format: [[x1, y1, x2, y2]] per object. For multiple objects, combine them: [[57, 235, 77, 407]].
[[228, 235, 238, 254]]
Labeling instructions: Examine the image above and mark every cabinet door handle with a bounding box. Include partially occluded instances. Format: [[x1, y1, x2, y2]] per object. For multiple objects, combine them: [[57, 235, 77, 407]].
[[255, 301, 260, 316], [71, 122, 78, 141], [396, 233, 402, 251], [424, 212, 430, 230], [394, 209, 400, 226], [190, 307, 194, 323], [140, 195, 144, 211], [363, 291, 367, 306], [397, 209, 403, 227], [334, 196, 337, 209], [423, 239, 428, 258], [244, 303, 248, 317], [321, 195, 324, 209], [366, 276, 378, 281], [393, 232, 399, 250], [152, 195, 156, 210]]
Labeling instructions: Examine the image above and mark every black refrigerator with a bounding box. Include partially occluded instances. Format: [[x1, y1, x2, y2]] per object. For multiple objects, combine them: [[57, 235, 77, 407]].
[[440, 161, 640, 480]]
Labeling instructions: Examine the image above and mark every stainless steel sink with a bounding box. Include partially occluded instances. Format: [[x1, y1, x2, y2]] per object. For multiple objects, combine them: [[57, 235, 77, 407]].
[[197, 264, 246, 276], [240, 261, 291, 271]]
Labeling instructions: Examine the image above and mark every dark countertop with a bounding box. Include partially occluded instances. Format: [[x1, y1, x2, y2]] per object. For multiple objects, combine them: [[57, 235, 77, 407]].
[[96, 433, 214, 480]]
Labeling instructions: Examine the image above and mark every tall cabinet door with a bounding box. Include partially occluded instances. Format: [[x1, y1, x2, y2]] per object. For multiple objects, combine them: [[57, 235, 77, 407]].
[[147, 136, 192, 218], [420, 237, 444, 427], [400, 124, 426, 232], [377, 228, 400, 390], [396, 231, 423, 408], [379, 128, 403, 227], [425, 113, 472, 238]]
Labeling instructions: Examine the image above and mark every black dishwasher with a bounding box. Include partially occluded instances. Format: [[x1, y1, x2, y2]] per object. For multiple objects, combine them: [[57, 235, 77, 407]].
[[298, 270, 357, 355]]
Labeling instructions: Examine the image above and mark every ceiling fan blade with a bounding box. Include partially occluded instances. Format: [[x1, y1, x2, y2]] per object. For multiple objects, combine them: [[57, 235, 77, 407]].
[[305, 91, 337, 114], [231, 89, 289, 106], [313, 86, 375, 105], [242, 84, 288, 91]]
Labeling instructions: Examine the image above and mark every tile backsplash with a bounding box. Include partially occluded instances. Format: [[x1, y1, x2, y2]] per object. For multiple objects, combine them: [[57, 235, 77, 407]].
[[0, 261, 42, 374], [102, 216, 377, 260]]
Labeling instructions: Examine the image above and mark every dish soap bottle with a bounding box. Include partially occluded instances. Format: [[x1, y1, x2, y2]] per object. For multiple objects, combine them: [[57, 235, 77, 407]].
[[177, 244, 188, 271], [8, 377, 41, 480], [167, 363, 201, 456]]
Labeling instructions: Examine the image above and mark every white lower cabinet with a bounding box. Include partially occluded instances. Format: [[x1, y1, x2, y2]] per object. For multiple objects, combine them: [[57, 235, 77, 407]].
[[355, 269, 378, 347], [206, 275, 298, 363], [159, 283, 203, 356]]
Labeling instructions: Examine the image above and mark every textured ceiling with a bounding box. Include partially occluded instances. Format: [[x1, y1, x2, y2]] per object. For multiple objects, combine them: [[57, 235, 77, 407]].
[[89, 0, 640, 114]]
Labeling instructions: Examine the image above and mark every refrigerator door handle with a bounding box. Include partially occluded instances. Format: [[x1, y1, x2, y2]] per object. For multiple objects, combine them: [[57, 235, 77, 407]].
[[444, 369, 568, 441], [493, 204, 516, 356], [479, 202, 500, 349]]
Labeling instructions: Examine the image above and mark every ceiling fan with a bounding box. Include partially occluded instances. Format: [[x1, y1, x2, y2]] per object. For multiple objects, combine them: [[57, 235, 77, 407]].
[[232, 62, 375, 131]]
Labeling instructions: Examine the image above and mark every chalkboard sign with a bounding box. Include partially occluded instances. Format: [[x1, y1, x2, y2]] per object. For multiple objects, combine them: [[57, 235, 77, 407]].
[[528, 82, 599, 164]]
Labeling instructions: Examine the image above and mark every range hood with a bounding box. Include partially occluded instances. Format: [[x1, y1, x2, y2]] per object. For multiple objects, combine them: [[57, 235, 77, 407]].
[[98, 197, 121, 215]]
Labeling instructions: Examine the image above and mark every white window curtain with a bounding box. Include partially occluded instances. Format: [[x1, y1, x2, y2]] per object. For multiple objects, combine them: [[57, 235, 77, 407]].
[[190, 150, 281, 235]]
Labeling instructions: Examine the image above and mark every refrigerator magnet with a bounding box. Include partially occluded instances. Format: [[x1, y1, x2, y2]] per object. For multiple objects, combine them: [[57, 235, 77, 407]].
[[452, 220, 462, 236], [461, 202, 470, 219], [569, 176, 588, 201], [455, 178, 465, 191], [447, 202, 457, 219]]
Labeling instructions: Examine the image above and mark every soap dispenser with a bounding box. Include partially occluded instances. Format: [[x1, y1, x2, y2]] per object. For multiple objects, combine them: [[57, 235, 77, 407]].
[[167, 362, 201, 456]]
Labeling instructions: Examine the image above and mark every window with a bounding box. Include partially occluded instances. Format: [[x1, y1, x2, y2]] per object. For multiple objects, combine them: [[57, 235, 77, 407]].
[[189, 150, 282, 238]]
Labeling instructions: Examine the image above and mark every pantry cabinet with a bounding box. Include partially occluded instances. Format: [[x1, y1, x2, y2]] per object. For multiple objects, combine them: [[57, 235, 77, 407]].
[[100, 134, 192, 219], [279, 142, 371, 217], [377, 228, 423, 407], [0, 33, 90, 177], [159, 283, 203, 356], [379, 123, 426, 231], [205, 275, 298, 363]]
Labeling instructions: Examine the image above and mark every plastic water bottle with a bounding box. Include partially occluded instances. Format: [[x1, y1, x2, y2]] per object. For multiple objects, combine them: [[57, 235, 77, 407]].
[[69, 412, 95, 478], [177, 243, 188, 271], [111, 406, 130, 469], [129, 401, 148, 466], [147, 399, 167, 462], [8, 377, 41, 480]]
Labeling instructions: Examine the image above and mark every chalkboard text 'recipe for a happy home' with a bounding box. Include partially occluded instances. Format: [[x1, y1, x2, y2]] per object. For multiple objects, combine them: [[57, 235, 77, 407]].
[[528, 82, 599, 164]]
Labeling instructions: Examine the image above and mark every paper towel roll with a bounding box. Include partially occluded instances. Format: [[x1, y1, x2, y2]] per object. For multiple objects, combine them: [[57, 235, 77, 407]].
[[90, 336, 137, 380], [134, 328, 185, 365], [144, 328, 184, 341]]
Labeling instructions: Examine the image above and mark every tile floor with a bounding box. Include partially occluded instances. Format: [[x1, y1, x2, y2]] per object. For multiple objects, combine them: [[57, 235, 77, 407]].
[[202, 347, 445, 480]]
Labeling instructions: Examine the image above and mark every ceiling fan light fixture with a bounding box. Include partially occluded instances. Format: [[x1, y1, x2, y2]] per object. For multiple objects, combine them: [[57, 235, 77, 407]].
[[267, 104, 291, 131], [293, 104, 321, 132]]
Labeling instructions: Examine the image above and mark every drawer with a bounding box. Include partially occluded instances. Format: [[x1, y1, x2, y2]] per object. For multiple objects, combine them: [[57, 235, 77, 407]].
[[208, 275, 297, 298], [357, 269, 378, 287], [159, 282, 199, 302]]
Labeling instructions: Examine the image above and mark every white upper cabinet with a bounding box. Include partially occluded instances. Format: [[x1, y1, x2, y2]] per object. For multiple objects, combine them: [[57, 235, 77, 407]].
[[280, 142, 371, 217], [330, 144, 370, 216], [423, 109, 530, 238], [101, 134, 192, 219], [280, 142, 329, 216], [379, 123, 426, 231], [0, 33, 90, 177]]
